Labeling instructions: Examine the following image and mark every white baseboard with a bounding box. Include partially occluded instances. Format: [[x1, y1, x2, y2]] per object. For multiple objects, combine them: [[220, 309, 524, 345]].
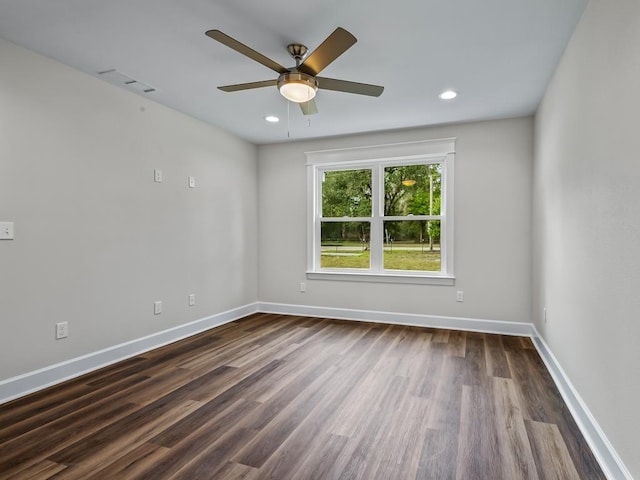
[[257, 302, 534, 336], [531, 327, 632, 480], [0, 302, 259, 405]]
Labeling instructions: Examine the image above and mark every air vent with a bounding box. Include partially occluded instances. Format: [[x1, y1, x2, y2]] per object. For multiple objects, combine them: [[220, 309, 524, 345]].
[[98, 69, 157, 94]]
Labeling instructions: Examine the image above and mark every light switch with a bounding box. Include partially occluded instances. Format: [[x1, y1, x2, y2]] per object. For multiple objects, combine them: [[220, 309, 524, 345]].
[[188, 176, 195, 188], [0, 222, 14, 240]]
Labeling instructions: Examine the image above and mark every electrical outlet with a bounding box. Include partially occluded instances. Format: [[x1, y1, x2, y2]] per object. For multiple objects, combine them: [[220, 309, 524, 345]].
[[154, 169, 163, 183], [300, 282, 306, 293], [188, 294, 196, 306], [154, 301, 162, 315], [55, 322, 68, 339], [456, 291, 464, 302]]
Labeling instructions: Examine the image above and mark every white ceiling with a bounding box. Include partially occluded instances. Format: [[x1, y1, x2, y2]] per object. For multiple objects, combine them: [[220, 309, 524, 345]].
[[0, 0, 587, 144]]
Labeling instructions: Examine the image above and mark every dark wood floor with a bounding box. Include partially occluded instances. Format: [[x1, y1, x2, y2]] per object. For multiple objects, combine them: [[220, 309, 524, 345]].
[[0, 313, 605, 479]]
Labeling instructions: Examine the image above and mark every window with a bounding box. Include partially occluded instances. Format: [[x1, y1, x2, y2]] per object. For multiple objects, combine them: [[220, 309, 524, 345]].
[[306, 139, 455, 285]]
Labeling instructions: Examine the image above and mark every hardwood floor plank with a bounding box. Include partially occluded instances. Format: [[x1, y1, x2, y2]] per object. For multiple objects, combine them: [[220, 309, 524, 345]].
[[122, 368, 200, 406], [432, 329, 450, 343], [85, 443, 168, 480], [291, 434, 350, 480], [417, 428, 458, 480], [0, 373, 149, 444], [0, 380, 95, 431], [508, 350, 606, 479], [485, 334, 512, 378], [236, 360, 336, 436], [501, 334, 525, 352], [520, 336, 536, 350], [507, 349, 561, 423], [335, 324, 388, 369], [525, 420, 581, 480], [455, 385, 501, 479], [396, 328, 433, 379], [225, 327, 308, 368], [5, 460, 66, 480], [134, 399, 261, 479], [490, 377, 539, 480], [70, 356, 149, 385], [360, 392, 430, 480], [0, 401, 140, 478], [334, 376, 410, 480], [412, 341, 446, 400], [175, 332, 268, 372], [213, 461, 259, 480], [169, 426, 256, 479], [461, 332, 488, 386], [149, 361, 283, 448], [137, 333, 223, 371], [384, 327, 429, 378], [447, 329, 467, 357], [47, 366, 237, 464], [48, 400, 202, 479], [327, 327, 405, 438], [553, 410, 606, 479], [250, 324, 367, 405], [231, 365, 339, 468], [426, 353, 465, 431]]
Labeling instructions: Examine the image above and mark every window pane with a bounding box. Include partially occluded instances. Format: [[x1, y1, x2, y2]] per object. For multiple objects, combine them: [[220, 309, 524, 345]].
[[384, 164, 442, 216], [321, 222, 370, 269], [322, 169, 372, 217], [383, 221, 441, 271]]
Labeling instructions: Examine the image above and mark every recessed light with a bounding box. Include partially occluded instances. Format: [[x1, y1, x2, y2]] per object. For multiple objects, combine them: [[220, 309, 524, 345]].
[[438, 90, 458, 100], [265, 115, 280, 123]]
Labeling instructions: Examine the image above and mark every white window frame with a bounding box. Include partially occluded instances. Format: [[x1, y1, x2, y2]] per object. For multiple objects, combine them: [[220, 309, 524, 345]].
[[306, 138, 455, 285]]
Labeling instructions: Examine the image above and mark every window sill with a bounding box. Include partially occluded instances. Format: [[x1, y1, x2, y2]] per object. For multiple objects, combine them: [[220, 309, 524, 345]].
[[306, 271, 455, 285]]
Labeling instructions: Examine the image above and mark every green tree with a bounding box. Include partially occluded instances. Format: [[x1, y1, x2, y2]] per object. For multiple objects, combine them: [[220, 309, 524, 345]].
[[322, 169, 372, 218], [382, 165, 441, 247], [322, 169, 371, 242]]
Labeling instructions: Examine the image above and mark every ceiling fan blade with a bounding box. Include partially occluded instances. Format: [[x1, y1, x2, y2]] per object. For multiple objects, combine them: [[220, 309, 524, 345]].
[[218, 79, 277, 92], [298, 27, 357, 76], [206, 30, 288, 74], [316, 77, 384, 97], [299, 99, 318, 115]]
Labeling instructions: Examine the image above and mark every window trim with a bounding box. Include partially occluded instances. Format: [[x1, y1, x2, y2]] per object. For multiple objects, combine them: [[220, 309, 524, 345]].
[[306, 139, 455, 285]]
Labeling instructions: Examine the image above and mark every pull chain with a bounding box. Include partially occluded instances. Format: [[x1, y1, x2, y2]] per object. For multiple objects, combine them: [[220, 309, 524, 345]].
[[287, 100, 290, 138]]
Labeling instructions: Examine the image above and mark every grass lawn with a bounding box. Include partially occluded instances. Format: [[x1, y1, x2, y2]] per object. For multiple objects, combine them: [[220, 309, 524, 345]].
[[321, 249, 441, 271]]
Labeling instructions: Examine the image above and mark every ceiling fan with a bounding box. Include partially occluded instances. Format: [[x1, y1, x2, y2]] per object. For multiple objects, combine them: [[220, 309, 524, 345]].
[[205, 27, 384, 115]]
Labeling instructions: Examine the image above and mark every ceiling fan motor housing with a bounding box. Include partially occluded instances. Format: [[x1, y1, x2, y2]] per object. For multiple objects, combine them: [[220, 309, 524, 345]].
[[287, 44, 308, 63]]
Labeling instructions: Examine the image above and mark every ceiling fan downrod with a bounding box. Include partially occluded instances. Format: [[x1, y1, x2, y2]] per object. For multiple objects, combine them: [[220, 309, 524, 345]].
[[287, 44, 308, 67]]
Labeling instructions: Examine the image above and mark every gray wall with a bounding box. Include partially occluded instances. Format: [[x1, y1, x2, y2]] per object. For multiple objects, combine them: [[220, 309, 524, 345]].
[[533, 0, 640, 476], [0, 38, 258, 379], [258, 117, 533, 323]]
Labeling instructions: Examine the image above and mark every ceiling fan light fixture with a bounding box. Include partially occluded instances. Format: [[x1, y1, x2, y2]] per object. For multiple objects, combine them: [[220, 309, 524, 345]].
[[277, 72, 318, 103]]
